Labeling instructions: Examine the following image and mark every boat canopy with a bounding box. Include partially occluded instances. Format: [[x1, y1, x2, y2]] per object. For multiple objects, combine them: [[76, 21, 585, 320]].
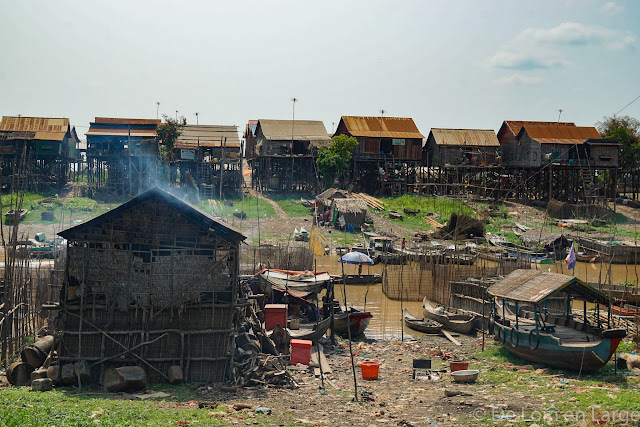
[[487, 269, 610, 304]]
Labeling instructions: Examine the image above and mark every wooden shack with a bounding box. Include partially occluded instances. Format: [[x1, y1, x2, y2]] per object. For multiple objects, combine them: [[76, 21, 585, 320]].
[[422, 128, 499, 167], [252, 119, 331, 192], [174, 125, 242, 199], [497, 120, 576, 166], [0, 116, 80, 191], [333, 116, 424, 195], [329, 198, 368, 230], [86, 117, 160, 198], [55, 187, 246, 384]]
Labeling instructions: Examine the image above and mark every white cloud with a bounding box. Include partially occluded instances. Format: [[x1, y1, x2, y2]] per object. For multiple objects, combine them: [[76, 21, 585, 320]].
[[493, 73, 543, 86], [601, 2, 624, 15], [488, 22, 636, 72]]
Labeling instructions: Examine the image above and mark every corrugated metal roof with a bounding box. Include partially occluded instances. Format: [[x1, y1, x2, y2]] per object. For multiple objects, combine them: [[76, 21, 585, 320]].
[[258, 119, 331, 141], [0, 116, 69, 141], [503, 120, 576, 137], [176, 125, 240, 148], [429, 128, 499, 147], [518, 125, 601, 144], [339, 116, 424, 139], [86, 128, 157, 137], [94, 117, 161, 126], [487, 269, 608, 303]]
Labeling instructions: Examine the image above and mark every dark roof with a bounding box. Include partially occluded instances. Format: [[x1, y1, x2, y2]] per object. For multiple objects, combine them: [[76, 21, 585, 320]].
[[487, 269, 609, 304], [58, 187, 246, 243]]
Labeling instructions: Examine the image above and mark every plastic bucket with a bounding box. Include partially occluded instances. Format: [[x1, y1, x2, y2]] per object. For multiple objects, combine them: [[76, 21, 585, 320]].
[[450, 360, 469, 372], [360, 361, 380, 380]]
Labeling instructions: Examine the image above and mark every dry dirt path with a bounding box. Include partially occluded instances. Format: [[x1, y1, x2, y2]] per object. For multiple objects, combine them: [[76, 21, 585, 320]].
[[248, 189, 289, 220]]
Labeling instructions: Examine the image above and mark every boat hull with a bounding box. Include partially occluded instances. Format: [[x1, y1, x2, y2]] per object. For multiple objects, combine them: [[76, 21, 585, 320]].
[[333, 311, 372, 337], [493, 322, 623, 371], [403, 308, 442, 334], [422, 298, 476, 334], [338, 274, 383, 285]]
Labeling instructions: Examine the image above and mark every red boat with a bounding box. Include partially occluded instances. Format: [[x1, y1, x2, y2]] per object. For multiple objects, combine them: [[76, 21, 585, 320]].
[[598, 303, 640, 317], [332, 308, 372, 337]]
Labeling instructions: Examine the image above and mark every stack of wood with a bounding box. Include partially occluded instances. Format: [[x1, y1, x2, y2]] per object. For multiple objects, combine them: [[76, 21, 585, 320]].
[[352, 193, 384, 211]]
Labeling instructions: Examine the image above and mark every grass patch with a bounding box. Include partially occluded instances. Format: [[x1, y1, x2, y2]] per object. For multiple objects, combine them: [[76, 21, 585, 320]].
[[197, 196, 276, 220], [63, 197, 99, 212], [270, 194, 313, 218], [376, 195, 480, 231]]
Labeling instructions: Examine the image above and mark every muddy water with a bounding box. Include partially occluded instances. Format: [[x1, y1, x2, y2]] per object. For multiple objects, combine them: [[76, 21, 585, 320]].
[[315, 253, 640, 340]]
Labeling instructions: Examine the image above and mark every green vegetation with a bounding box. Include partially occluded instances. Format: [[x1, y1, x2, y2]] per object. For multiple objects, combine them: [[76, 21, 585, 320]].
[[316, 135, 359, 186], [196, 196, 277, 220], [270, 194, 313, 218], [63, 197, 99, 212], [157, 116, 186, 162], [597, 115, 640, 170]]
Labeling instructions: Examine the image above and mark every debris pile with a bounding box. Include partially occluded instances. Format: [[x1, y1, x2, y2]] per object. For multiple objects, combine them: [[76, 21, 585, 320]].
[[434, 213, 485, 240]]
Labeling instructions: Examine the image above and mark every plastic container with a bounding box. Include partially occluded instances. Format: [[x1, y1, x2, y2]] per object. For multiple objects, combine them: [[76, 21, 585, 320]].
[[290, 339, 312, 365], [450, 360, 469, 372], [264, 304, 287, 331], [360, 361, 380, 380], [452, 369, 479, 383]]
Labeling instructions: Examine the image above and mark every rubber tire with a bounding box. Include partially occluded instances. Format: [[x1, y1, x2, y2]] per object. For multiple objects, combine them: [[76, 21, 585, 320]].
[[509, 327, 519, 347], [488, 318, 495, 335], [497, 325, 507, 344], [528, 329, 541, 350]]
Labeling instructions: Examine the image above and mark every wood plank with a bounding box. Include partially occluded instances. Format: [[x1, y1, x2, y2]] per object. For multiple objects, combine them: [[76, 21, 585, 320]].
[[441, 330, 461, 346], [310, 344, 332, 376]]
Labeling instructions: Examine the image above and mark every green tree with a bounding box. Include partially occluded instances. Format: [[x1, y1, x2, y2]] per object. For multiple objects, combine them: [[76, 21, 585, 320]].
[[316, 134, 359, 186], [157, 115, 186, 162], [596, 115, 640, 169]]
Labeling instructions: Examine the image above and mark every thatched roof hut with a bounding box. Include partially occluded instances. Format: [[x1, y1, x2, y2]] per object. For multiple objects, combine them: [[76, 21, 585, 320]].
[[330, 198, 368, 229], [520, 229, 571, 256], [316, 188, 349, 212]]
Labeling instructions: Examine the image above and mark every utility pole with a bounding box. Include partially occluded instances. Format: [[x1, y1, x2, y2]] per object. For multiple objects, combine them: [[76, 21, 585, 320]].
[[156, 102, 160, 120], [195, 112, 199, 125], [175, 110, 179, 121]]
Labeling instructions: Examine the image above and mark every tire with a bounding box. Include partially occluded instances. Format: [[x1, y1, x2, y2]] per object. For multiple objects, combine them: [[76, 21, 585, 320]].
[[509, 327, 519, 347], [528, 329, 541, 350], [488, 318, 495, 335]]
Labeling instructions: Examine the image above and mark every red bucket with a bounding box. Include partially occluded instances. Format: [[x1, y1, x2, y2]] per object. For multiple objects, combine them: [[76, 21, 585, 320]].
[[360, 361, 380, 380], [450, 360, 469, 372]]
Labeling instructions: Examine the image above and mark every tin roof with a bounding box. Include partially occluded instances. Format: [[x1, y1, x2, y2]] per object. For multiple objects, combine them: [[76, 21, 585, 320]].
[[0, 116, 70, 141], [86, 117, 159, 138], [517, 125, 601, 144], [429, 128, 499, 147], [338, 116, 424, 139], [487, 269, 609, 304], [500, 120, 576, 139], [94, 117, 161, 126], [176, 125, 241, 149], [58, 187, 246, 243], [258, 119, 331, 141]]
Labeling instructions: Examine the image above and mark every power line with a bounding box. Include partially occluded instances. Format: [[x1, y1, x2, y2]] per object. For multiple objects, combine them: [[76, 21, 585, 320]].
[[614, 94, 640, 117]]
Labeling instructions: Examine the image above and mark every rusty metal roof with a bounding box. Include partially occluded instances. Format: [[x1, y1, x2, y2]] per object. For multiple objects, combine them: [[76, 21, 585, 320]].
[[487, 269, 609, 303], [258, 119, 331, 141], [518, 125, 601, 144], [94, 117, 161, 126], [176, 125, 240, 148], [338, 116, 424, 139], [501, 120, 576, 138], [429, 128, 499, 147], [0, 116, 69, 141], [86, 128, 158, 137]]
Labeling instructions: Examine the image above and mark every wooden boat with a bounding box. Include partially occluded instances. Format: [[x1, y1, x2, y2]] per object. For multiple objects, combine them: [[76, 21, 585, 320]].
[[597, 303, 640, 317], [5, 209, 27, 223], [335, 247, 349, 256], [335, 273, 383, 285], [232, 209, 246, 219], [444, 252, 477, 265], [422, 298, 476, 334], [403, 308, 442, 334], [294, 227, 309, 241], [403, 207, 421, 215], [257, 269, 332, 294], [388, 210, 403, 220], [332, 308, 372, 337], [489, 269, 626, 371], [270, 316, 332, 349], [576, 251, 598, 263], [472, 248, 518, 263]]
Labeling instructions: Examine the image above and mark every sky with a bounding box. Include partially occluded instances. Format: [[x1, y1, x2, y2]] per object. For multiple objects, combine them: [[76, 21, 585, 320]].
[[1, 0, 639, 140]]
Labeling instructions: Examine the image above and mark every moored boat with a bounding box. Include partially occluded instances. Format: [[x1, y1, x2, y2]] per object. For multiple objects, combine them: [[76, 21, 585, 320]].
[[5, 209, 27, 223], [488, 269, 626, 371], [335, 273, 383, 285], [403, 308, 442, 334], [332, 308, 372, 337], [257, 269, 331, 294], [388, 210, 403, 220], [422, 298, 476, 334]]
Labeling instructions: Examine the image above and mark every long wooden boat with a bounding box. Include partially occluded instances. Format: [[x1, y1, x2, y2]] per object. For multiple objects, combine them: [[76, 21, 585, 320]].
[[332, 308, 372, 337], [257, 269, 331, 293], [597, 303, 640, 317], [492, 315, 626, 371], [5, 209, 27, 223], [576, 252, 598, 263], [335, 273, 383, 285], [472, 248, 518, 263], [403, 308, 442, 333], [422, 297, 476, 334], [388, 210, 403, 220], [269, 316, 332, 351]]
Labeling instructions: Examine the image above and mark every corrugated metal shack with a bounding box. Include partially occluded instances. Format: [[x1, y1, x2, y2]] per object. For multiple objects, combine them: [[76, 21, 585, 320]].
[[174, 125, 242, 198], [0, 116, 80, 191], [85, 117, 160, 199], [55, 187, 246, 384], [251, 119, 331, 192], [422, 128, 500, 167], [333, 116, 424, 195]]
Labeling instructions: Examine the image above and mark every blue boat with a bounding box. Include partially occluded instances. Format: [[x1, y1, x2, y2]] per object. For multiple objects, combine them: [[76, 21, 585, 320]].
[[488, 270, 626, 372]]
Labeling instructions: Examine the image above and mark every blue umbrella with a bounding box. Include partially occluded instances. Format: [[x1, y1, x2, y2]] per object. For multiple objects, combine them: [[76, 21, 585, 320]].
[[338, 250, 374, 265]]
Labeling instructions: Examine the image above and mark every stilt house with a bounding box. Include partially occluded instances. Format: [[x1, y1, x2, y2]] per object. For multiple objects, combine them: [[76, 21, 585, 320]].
[[55, 187, 246, 384], [422, 128, 500, 166], [0, 116, 80, 190]]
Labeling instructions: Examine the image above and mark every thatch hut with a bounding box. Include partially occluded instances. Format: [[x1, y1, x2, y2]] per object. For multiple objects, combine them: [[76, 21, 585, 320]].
[[329, 198, 368, 230], [520, 229, 571, 258], [315, 188, 349, 213], [55, 187, 246, 384]]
